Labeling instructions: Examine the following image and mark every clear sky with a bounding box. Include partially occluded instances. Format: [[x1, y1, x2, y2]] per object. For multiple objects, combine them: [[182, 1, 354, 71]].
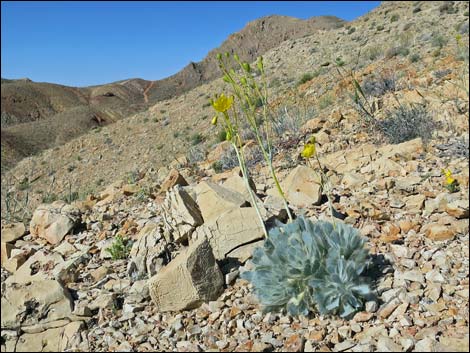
[[1, 1, 380, 87]]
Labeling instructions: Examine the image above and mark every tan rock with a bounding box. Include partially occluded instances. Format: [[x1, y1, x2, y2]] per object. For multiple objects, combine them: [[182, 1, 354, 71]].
[[160, 169, 188, 193], [404, 194, 426, 213], [222, 171, 256, 199], [16, 326, 64, 352], [148, 237, 223, 312], [194, 181, 248, 222], [423, 223, 457, 241], [2, 250, 31, 273], [1, 242, 15, 266], [445, 200, 469, 219], [161, 186, 203, 243], [1, 279, 73, 329], [194, 207, 265, 260], [281, 165, 322, 208], [122, 183, 140, 195], [5, 250, 64, 285], [29, 201, 81, 245], [1, 222, 26, 243]]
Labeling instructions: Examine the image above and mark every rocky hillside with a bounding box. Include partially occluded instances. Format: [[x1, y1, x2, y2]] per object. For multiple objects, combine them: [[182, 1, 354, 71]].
[[1, 1, 469, 352], [1, 15, 343, 170]]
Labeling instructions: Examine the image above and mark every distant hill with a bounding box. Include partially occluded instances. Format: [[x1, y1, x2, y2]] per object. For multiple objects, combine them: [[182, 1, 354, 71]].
[[1, 15, 343, 170]]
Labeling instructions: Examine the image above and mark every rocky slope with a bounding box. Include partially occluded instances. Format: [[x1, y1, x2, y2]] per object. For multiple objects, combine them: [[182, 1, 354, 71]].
[[1, 1, 469, 352]]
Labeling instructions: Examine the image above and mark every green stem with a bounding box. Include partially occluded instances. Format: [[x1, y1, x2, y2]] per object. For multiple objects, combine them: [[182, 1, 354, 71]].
[[232, 142, 268, 238]]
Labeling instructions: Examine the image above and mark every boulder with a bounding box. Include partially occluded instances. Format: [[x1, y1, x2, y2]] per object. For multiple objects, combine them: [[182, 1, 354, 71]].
[[1, 279, 73, 330], [148, 238, 223, 312], [160, 169, 188, 193], [161, 185, 204, 243], [1, 222, 26, 243], [29, 201, 81, 245], [194, 207, 265, 260]]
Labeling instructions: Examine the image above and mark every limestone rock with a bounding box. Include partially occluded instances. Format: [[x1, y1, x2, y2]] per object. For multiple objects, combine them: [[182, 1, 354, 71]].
[[160, 169, 188, 193], [161, 185, 203, 243], [445, 200, 469, 219], [1, 279, 73, 329], [423, 223, 457, 241], [127, 222, 169, 279], [194, 181, 248, 223], [148, 238, 223, 312], [29, 201, 81, 245], [280, 165, 322, 208], [1, 242, 15, 266], [1, 222, 26, 243], [5, 250, 64, 285], [194, 207, 265, 260]]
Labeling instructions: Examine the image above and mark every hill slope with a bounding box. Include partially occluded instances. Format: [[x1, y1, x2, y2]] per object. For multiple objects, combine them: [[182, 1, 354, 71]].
[[1, 15, 344, 170]]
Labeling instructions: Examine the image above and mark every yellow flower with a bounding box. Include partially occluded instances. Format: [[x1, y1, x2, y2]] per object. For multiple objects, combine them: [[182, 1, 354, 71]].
[[211, 116, 218, 126], [226, 130, 232, 141], [446, 176, 455, 185], [212, 94, 233, 113], [301, 143, 316, 158], [442, 168, 452, 178]]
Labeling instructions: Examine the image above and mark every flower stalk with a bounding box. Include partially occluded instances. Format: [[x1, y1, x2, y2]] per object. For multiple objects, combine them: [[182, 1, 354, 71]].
[[216, 53, 294, 222]]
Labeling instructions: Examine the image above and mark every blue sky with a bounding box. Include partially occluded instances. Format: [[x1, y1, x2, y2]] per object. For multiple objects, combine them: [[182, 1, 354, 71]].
[[1, 1, 380, 87]]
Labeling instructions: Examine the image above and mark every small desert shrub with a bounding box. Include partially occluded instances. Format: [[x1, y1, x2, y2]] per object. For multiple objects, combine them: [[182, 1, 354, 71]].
[[385, 45, 410, 58], [218, 148, 239, 172], [366, 45, 383, 61], [18, 179, 30, 191], [187, 144, 206, 164], [212, 161, 223, 173], [106, 234, 132, 260], [390, 14, 399, 22], [362, 74, 397, 97], [348, 27, 356, 34], [432, 34, 448, 48], [412, 6, 421, 13], [439, 2, 456, 14], [377, 104, 438, 144], [241, 217, 375, 318], [42, 193, 58, 203], [298, 73, 314, 86], [271, 105, 316, 139], [190, 133, 203, 145], [318, 93, 334, 109], [217, 129, 227, 142], [433, 68, 452, 79], [409, 53, 421, 63], [376, 25, 385, 31], [173, 131, 180, 138]]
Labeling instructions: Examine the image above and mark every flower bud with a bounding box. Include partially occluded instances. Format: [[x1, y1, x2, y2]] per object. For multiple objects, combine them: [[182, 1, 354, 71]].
[[242, 63, 251, 73], [233, 53, 239, 61], [217, 53, 222, 61], [225, 52, 230, 58], [211, 116, 218, 126], [226, 130, 232, 141], [240, 77, 247, 85], [257, 56, 263, 71], [223, 74, 231, 83]]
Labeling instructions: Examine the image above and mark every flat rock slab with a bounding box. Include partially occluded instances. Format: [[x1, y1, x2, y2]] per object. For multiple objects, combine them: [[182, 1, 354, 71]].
[[194, 207, 265, 260], [1, 279, 73, 330]]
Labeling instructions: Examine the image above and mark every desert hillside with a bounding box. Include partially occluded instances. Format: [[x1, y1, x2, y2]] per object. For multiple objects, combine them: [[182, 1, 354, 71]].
[[1, 15, 343, 170], [1, 1, 469, 352]]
